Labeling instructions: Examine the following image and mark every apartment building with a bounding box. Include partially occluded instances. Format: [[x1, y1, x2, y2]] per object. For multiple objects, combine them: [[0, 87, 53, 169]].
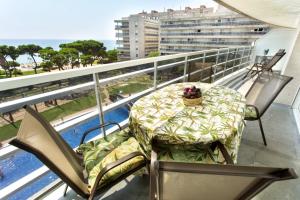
[[159, 6, 270, 55], [115, 12, 160, 61], [115, 5, 270, 59]]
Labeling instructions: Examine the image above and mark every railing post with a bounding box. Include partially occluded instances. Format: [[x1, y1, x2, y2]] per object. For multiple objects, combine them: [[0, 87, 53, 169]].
[[183, 56, 188, 82], [212, 50, 219, 83], [201, 52, 206, 82], [232, 48, 238, 72], [240, 47, 246, 69], [93, 73, 106, 136], [153, 61, 158, 89], [223, 48, 230, 78]]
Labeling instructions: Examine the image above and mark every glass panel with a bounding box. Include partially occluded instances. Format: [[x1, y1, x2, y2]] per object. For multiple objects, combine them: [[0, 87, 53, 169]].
[[217, 53, 227, 63]]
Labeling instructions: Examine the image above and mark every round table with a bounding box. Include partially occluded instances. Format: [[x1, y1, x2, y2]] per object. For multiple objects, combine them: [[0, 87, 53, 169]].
[[129, 82, 246, 163]]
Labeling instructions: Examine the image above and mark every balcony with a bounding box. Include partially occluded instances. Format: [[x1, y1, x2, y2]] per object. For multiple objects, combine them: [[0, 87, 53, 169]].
[[160, 40, 252, 46], [160, 21, 267, 28], [0, 46, 256, 198], [0, 37, 300, 200]]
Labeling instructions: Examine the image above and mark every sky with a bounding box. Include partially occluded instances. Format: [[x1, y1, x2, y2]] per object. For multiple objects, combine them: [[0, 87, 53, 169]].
[[0, 0, 218, 40]]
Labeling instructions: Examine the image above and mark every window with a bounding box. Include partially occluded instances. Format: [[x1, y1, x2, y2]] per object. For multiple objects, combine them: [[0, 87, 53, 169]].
[[197, 29, 201, 33], [136, 48, 138, 50], [136, 54, 138, 57]]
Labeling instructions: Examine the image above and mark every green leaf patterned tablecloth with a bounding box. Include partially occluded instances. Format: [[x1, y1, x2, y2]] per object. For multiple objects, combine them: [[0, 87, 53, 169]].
[[129, 82, 246, 163]]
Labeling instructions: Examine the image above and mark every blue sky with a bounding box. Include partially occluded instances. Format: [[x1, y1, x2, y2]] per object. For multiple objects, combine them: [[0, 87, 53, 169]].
[[0, 0, 217, 40]]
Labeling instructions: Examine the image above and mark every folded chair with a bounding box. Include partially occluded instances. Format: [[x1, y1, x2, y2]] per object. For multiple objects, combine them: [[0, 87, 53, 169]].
[[9, 106, 148, 200], [243, 49, 285, 79], [244, 72, 293, 146], [150, 149, 297, 200]]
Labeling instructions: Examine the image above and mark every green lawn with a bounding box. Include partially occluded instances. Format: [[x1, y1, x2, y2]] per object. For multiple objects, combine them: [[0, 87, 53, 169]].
[[108, 75, 153, 95], [0, 94, 97, 142], [0, 69, 45, 79]]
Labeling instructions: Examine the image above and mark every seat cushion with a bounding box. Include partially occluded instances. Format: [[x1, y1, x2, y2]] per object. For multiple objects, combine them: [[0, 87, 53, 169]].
[[245, 105, 257, 119], [77, 128, 132, 173], [86, 137, 146, 189]]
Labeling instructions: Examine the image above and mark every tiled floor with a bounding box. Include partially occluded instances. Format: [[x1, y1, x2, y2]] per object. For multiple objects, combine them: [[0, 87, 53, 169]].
[[52, 103, 300, 200]]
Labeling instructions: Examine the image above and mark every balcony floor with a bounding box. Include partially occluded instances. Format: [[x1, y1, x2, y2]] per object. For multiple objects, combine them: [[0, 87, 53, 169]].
[[46, 103, 300, 200]]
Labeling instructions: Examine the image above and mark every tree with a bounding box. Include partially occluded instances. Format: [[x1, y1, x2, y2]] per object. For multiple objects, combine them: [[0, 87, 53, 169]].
[[147, 51, 160, 58], [0, 45, 9, 77], [51, 52, 68, 71], [7, 46, 20, 62], [80, 54, 94, 67], [39, 47, 57, 61], [6, 61, 20, 77], [18, 44, 42, 74], [0, 46, 20, 77], [40, 61, 54, 72], [106, 49, 118, 63], [60, 48, 80, 69], [60, 40, 107, 65]]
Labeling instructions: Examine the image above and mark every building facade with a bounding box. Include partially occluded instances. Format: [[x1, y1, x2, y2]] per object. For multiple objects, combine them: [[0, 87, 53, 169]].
[[115, 12, 160, 61], [115, 5, 270, 60], [159, 6, 270, 55]]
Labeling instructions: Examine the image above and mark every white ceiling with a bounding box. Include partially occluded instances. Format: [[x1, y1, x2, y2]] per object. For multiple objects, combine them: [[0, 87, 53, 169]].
[[214, 0, 300, 28]]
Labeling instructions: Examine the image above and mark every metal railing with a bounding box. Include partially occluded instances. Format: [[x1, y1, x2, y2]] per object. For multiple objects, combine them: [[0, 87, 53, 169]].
[[160, 21, 266, 28], [160, 40, 251, 46], [0, 46, 253, 199], [160, 31, 269, 36]]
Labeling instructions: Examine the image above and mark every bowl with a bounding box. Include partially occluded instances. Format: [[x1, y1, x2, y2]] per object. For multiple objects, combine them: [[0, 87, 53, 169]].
[[182, 97, 202, 106]]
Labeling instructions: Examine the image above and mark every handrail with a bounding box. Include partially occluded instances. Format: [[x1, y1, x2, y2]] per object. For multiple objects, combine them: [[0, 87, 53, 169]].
[[0, 48, 232, 91]]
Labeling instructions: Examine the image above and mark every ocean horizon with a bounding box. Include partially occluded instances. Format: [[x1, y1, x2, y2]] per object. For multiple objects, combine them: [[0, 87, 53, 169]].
[[0, 39, 116, 64]]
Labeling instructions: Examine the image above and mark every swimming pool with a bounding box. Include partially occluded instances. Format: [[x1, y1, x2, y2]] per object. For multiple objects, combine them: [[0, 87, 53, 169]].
[[0, 107, 129, 200]]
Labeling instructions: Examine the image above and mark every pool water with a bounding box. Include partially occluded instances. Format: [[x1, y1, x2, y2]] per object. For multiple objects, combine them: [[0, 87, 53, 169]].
[[0, 107, 129, 200]]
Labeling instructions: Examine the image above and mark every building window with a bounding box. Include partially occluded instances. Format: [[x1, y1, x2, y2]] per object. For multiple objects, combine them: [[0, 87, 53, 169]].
[[197, 29, 201, 33], [136, 54, 138, 57], [136, 48, 138, 50]]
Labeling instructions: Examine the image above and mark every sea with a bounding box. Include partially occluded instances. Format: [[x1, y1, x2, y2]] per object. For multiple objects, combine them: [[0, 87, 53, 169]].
[[0, 39, 116, 64]]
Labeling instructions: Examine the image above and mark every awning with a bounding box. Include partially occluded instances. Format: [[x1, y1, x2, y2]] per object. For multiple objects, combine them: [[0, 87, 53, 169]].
[[214, 0, 300, 28]]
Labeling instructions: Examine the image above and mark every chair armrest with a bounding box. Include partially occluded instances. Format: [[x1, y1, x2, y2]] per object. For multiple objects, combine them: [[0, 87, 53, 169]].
[[245, 104, 260, 120], [88, 151, 147, 200], [80, 121, 122, 145]]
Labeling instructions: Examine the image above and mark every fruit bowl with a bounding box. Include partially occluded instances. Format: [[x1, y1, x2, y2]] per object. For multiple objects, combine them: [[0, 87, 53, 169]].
[[182, 86, 202, 106]]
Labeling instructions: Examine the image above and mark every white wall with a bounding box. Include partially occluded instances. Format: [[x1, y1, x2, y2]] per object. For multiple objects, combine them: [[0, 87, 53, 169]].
[[253, 28, 298, 71], [276, 31, 300, 106]]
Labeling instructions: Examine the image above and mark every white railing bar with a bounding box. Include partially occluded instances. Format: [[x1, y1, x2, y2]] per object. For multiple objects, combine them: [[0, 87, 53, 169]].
[[183, 56, 188, 82], [0, 82, 94, 113], [93, 73, 106, 136], [0, 61, 186, 113], [0, 47, 250, 91], [188, 56, 204, 62]]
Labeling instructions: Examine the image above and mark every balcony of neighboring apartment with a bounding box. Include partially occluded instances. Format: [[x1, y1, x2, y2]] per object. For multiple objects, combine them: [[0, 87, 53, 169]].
[[160, 21, 269, 30], [160, 39, 252, 47], [116, 39, 130, 45], [115, 32, 130, 38], [160, 29, 269, 39], [115, 24, 129, 30]]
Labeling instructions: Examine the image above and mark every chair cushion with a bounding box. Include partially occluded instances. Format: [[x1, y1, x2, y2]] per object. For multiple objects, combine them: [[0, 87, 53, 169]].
[[86, 137, 145, 189], [77, 128, 132, 173], [245, 105, 257, 119]]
